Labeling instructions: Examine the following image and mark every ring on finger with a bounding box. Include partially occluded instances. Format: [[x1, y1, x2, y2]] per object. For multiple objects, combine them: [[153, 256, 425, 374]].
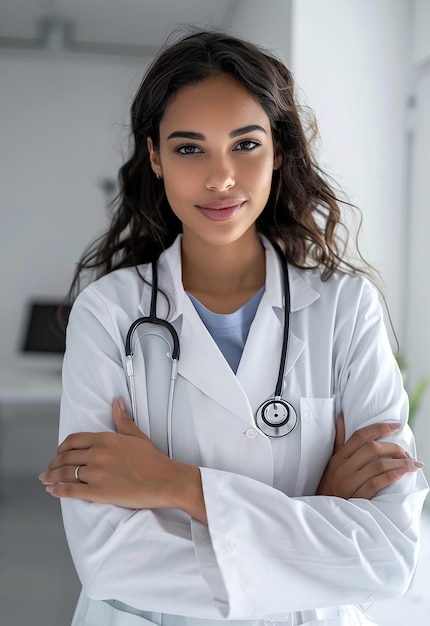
[[74, 465, 83, 482]]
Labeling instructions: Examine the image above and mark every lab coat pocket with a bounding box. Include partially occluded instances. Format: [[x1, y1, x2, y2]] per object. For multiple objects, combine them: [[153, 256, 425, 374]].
[[294, 397, 336, 496]]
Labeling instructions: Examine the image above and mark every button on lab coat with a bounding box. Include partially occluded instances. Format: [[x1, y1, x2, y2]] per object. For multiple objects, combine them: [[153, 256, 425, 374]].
[[59, 236, 428, 626]]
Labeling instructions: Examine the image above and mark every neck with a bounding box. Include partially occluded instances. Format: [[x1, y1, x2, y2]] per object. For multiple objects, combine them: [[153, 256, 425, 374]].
[[181, 230, 266, 313]]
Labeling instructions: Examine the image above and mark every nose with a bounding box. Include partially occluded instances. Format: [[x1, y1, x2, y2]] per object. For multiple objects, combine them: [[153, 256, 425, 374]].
[[205, 157, 235, 191]]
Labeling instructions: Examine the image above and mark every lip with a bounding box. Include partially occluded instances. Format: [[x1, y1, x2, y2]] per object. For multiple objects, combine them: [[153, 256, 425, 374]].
[[195, 199, 246, 222], [196, 198, 247, 210]]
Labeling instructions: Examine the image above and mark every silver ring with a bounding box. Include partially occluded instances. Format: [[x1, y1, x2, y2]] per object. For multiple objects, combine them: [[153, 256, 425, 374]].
[[74, 465, 82, 482]]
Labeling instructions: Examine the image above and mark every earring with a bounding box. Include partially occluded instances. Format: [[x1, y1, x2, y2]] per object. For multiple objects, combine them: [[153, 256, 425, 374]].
[[156, 173, 162, 180]]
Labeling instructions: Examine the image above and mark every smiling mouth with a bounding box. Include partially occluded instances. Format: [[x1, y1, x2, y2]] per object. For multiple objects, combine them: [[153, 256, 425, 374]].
[[195, 200, 245, 222]]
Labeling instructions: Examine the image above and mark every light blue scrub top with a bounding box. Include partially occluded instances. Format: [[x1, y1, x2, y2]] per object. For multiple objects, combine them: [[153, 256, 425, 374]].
[[187, 286, 265, 373]]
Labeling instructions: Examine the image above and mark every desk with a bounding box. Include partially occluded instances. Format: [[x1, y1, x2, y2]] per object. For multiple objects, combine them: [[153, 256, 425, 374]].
[[0, 367, 62, 407], [0, 367, 62, 482]]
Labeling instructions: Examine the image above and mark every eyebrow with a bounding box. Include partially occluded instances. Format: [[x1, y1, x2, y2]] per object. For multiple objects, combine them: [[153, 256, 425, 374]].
[[166, 124, 267, 141]]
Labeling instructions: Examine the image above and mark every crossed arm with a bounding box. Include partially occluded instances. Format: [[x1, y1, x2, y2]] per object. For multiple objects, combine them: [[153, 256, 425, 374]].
[[39, 398, 423, 522]]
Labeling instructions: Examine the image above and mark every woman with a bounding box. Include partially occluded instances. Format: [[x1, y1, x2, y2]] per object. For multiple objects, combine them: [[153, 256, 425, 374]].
[[40, 29, 428, 626]]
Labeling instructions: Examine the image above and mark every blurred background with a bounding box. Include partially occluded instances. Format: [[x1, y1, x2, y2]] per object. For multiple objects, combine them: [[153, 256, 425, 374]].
[[0, 0, 429, 624]]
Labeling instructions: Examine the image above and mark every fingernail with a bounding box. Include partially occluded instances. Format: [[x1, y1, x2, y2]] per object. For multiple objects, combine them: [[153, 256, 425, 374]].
[[45, 485, 54, 494], [117, 397, 126, 411], [413, 461, 425, 469], [39, 473, 53, 485], [388, 422, 402, 431]]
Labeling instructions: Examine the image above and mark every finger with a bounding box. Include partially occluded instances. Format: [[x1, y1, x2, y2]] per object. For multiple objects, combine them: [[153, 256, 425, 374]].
[[380, 443, 412, 460], [57, 432, 99, 455], [320, 452, 422, 499], [344, 440, 413, 474], [113, 397, 146, 438], [40, 464, 87, 486], [46, 449, 90, 473], [336, 421, 403, 460], [45, 482, 91, 500], [350, 458, 424, 497], [40, 452, 88, 484], [333, 413, 345, 454], [44, 480, 128, 504], [352, 462, 424, 499], [322, 441, 415, 496]]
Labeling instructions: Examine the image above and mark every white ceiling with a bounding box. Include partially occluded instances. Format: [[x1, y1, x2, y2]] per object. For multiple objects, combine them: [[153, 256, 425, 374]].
[[0, 0, 239, 57]]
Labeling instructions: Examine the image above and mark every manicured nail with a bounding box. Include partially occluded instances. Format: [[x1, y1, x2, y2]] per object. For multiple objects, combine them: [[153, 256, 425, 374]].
[[117, 397, 126, 411], [388, 422, 402, 431], [39, 473, 53, 485], [45, 485, 54, 494], [413, 461, 425, 469]]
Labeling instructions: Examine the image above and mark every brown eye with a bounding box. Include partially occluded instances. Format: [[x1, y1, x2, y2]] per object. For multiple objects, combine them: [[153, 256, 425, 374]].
[[175, 144, 203, 155], [234, 140, 260, 151]]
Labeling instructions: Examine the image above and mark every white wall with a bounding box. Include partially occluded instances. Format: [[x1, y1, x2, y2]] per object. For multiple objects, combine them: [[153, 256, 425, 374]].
[[289, 0, 410, 340], [411, 0, 430, 65], [0, 52, 146, 368], [404, 0, 430, 485], [228, 0, 292, 64]]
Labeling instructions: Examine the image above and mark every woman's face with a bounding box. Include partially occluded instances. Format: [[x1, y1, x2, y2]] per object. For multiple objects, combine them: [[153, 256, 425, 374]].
[[147, 74, 280, 250]]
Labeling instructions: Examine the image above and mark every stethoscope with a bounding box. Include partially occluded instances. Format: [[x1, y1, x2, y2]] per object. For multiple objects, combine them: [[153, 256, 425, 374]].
[[125, 249, 297, 456]]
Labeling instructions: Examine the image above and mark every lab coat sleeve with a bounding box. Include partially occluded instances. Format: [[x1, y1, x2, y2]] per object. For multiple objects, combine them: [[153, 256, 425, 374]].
[[190, 278, 429, 619], [59, 286, 226, 618]]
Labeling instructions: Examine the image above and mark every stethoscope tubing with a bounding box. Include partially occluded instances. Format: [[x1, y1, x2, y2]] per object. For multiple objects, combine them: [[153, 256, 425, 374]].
[[125, 250, 297, 453], [273, 247, 291, 398], [125, 261, 180, 457]]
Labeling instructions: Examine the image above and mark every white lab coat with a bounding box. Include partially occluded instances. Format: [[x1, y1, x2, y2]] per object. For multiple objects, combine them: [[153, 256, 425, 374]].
[[59, 235, 428, 626]]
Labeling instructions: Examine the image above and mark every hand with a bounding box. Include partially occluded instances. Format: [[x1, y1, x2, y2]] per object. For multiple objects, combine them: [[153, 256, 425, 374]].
[[316, 415, 424, 499], [39, 399, 207, 523]]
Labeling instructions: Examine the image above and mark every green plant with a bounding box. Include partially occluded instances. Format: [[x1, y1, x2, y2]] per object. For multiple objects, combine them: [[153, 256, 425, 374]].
[[395, 354, 429, 428]]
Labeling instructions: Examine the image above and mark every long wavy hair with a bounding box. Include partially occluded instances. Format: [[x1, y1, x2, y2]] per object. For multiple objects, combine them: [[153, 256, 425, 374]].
[[68, 28, 373, 300]]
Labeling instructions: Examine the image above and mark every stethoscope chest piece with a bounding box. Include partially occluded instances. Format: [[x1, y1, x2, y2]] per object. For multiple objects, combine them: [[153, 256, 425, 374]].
[[255, 397, 297, 437]]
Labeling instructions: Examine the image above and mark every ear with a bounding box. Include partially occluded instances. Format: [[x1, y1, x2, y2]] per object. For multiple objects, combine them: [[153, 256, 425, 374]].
[[273, 150, 282, 171], [147, 137, 162, 178]]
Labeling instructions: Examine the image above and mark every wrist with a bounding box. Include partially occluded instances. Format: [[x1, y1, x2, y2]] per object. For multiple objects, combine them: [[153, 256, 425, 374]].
[[170, 462, 207, 525]]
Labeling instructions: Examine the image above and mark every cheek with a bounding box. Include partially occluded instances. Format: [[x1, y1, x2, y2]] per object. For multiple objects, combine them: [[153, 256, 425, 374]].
[[163, 171, 183, 193], [245, 157, 275, 193], [162, 176, 196, 217], [160, 154, 200, 193]]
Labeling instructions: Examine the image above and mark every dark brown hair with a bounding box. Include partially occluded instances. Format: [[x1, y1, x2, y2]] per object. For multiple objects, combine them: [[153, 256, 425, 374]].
[[69, 28, 373, 300]]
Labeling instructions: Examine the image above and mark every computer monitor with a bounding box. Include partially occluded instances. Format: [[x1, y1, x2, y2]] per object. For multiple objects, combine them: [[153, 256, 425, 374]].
[[20, 301, 70, 354]]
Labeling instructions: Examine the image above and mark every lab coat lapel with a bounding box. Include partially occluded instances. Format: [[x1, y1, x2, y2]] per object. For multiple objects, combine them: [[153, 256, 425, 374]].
[[179, 296, 254, 420], [236, 298, 284, 415], [137, 237, 253, 421], [237, 303, 307, 416], [237, 240, 319, 414]]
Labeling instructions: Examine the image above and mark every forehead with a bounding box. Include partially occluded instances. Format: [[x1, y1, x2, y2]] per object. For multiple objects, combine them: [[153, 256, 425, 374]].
[[159, 74, 270, 135]]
